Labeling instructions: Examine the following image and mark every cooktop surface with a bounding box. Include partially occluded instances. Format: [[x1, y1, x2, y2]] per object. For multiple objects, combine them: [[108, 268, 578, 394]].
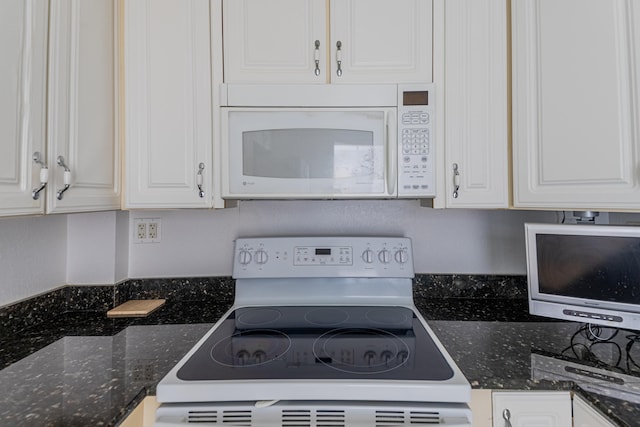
[[177, 305, 454, 381]]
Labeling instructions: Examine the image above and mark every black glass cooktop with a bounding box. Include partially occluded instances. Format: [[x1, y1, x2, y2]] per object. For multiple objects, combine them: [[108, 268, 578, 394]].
[[177, 306, 454, 381]]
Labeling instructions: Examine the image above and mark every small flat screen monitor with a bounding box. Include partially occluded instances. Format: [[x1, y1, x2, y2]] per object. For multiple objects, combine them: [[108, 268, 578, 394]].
[[526, 223, 640, 331]]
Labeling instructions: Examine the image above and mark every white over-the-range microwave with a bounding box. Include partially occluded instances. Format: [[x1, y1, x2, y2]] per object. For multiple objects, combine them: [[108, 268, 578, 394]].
[[220, 83, 435, 199]]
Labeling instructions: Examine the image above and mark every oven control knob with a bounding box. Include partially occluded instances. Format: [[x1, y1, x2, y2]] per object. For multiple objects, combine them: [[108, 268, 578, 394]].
[[361, 249, 375, 264], [394, 249, 408, 264], [254, 249, 269, 265], [378, 249, 391, 264], [238, 250, 252, 265]]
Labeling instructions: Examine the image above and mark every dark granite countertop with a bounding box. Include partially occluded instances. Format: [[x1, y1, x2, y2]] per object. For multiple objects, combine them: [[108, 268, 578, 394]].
[[1, 297, 639, 426]]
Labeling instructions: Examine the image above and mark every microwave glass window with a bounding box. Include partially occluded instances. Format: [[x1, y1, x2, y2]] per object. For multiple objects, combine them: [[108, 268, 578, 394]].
[[535, 234, 640, 304], [242, 129, 379, 179]]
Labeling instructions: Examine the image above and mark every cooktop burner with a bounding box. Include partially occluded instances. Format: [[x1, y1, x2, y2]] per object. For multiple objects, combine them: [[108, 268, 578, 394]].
[[177, 305, 454, 381]]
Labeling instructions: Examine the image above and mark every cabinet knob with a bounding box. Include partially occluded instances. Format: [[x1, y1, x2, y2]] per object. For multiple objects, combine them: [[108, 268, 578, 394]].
[[314, 40, 321, 76], [336, 41, 343, 77], [31, 152, 48, 200], [197, 162, 205, 198], [56, 156, 72, 200], [502, 409, 513, 427], [452, 163, 460, 199]]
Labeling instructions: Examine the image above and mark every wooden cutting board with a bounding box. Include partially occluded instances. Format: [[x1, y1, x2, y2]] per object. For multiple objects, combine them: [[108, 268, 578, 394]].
[[107, 299, 166, 318]]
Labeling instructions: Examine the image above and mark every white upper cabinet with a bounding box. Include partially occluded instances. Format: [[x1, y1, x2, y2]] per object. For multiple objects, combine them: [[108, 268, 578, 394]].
[[124, 0, 218, 208], [0, 0, 120, 217], [441, 0, 509, 208], [512, 0, 640, 210], [47, 0, 120, 213], [223, 0, 433, 84], [0, 0, 49, 216]]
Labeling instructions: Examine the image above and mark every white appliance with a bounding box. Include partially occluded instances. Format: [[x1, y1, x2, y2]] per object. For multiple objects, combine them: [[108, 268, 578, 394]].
[[220, 84, 435, 200], [154, 236, 471, 427]]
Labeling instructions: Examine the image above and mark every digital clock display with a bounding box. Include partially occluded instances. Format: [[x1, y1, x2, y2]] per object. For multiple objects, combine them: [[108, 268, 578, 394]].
[[315, 248, 331, 256], [403, 91, 429, 106]]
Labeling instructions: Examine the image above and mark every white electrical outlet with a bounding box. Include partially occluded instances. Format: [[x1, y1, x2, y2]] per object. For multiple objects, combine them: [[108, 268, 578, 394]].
[[133, 218, 162, 243]]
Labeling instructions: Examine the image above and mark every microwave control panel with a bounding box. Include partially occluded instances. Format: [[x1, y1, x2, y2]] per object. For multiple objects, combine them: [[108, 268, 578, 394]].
[[397, 84, 435, 198]]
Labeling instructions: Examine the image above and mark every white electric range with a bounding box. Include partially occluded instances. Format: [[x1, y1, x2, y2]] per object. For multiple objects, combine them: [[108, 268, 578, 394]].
[[154, 237, 471, 427]]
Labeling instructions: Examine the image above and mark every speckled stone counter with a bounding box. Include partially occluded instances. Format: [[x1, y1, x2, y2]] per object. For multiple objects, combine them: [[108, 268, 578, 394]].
[[1, 277, 639, 426]]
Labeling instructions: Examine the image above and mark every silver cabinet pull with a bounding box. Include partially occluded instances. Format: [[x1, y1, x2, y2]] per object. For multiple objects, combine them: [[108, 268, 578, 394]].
[[452, 163, 460, 199], [31, 152, 48, 200], [197, 162, 205, 198], [56, 156, 71, 200], [335, 40, 343, 77], [502, 409, 513, 427], [314, 40, 321, 76]]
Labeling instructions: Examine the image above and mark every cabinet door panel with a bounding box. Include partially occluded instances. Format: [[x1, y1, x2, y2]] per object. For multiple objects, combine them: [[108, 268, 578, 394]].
[[444, 0, 508, 208], [330, 0, 432, 83], [47, 0, 120, 213], [492, 391, 572, 427], [223, 0, 326, 83], [512, 0, 640, 209], [125, 0, 213, 208], [0, 0, 48, 216]]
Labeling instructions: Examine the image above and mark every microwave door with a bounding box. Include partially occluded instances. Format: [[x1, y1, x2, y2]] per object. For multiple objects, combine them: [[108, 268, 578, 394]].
[[224, 109, 394, 199]]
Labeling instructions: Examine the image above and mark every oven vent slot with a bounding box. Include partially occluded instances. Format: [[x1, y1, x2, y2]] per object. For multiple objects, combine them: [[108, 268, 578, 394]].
[[187, 410, 218, 423], [281, 409, 346, 427], [316, 409, 345, 426], [282, 409, 311, 426], [375, 410, 441, 425], [187, 409, 252, 425], [222, 410, 252, 425]]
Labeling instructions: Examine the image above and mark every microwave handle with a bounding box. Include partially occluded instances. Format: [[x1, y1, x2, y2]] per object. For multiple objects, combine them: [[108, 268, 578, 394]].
[[386, 111, 397, 196]]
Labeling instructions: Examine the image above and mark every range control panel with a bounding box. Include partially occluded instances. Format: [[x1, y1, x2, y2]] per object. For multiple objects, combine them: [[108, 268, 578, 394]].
[[233, 237, 414, 279]]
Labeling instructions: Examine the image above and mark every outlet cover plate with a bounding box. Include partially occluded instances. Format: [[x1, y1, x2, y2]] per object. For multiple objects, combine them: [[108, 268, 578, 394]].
[[133, 218, 162, 244]]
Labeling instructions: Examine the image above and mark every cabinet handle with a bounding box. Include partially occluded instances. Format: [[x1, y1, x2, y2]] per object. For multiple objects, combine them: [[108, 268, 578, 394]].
[[56, 156, 72, 200], [452, 163, 460, 199], [31, 152, 48, 200], [314, 40, 321, 76], [336, 40, 343, 77], [502, 409, 513, 427], [197, 162, 205, 198]]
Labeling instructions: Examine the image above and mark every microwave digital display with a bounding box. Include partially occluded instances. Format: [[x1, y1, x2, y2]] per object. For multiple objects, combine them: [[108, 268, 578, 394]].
[[403, 91, 429, 106], [315, 248, 331, 256]]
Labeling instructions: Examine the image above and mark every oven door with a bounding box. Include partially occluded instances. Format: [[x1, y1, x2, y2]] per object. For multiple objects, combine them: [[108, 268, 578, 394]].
[[221, 108, 397, 199]]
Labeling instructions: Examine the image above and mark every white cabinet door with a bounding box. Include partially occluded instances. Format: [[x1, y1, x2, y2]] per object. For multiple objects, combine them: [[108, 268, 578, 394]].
[[512, 0, 640, 210], [223, 0, 433, 84], [223, 0, 327, 83], [572, 394, 617, 427], [46, 0, 120, 213], [124, 0, 214, 208], [492, 391, 572, 427], [442, 0, 508, 208], [0, 0, 48, 217], [330, 0, 432, 83]]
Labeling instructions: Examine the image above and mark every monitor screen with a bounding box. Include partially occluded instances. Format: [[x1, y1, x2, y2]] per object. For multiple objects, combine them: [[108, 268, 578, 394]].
[[535, 233, 640, 304]]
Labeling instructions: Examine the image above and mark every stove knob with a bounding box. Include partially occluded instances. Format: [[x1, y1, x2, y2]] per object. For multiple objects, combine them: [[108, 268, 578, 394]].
[[361, 249, 375, 264], [236, 350, 250, 365], [378, 249, 391, 264], [254, 249, 269, 265], [364, 350, 376, 366], [238, 250, 252, 265], [380, 350, 393, 365], [394, 249, 408, 264], [253, 350, 267, 364]]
